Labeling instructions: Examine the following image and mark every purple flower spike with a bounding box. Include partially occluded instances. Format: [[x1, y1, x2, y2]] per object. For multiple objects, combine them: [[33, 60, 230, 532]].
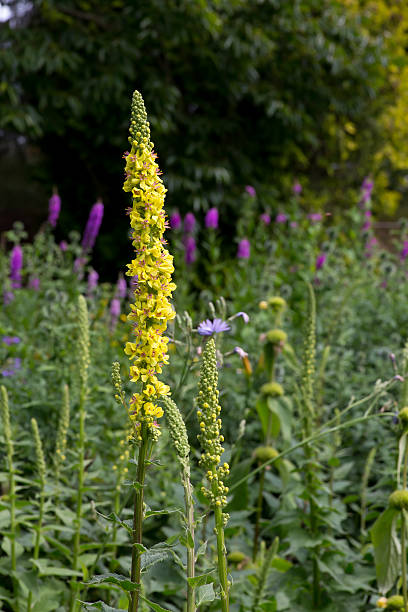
[[170, 212, 182, 230], [237, 239, 250, 259], [260, 213, 271, 225], [110, 297, 120, 318], [293, 181, 302, 194], [59, 240, 68, 251], [401, 241, 408, 262], [205, 207, 219, 229], [82, 200, 104, 251], [10, 245, 23, 289], [276, 213, 288, 223], [308, 213, 323, 223], [116, 275, 127, 299], [184, 213, 196, 233], [197, 318, 231, 336], [245, 185, 256, 197], [4, 291, 14, 305], [315, 252, 326, 271], [185, 236, 196, 264], [29, 278, 40, 291], [2, 336, 20, 345], [87, 269, 99, 293], [48, 192, 61, 228]]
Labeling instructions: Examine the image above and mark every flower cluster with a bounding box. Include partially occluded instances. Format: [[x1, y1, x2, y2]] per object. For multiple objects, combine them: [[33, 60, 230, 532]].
[[123, 91, 176, 433], [196, 338, 229, 509]]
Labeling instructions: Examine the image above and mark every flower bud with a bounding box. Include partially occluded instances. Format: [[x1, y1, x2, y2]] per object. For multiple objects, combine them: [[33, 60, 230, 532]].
[[253, 445, 279, 464], [260, 382, 284, 397], [389, 489, 408, 511], [266, 329, 287, 345], [385, 595, 404, 610]]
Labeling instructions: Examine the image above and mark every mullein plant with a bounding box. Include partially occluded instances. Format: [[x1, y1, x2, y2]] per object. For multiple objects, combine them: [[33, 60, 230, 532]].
[[253, 296, 287, 561], [196, 338, 230, 612], [0, 385, 19, 605], [163, 396, 195, 612], [298, 283, 322, 608], [70, 295, 90, 612], [121, 90, 175, 612], [372, 339, 408, 611], [27, 418, 46, 612]]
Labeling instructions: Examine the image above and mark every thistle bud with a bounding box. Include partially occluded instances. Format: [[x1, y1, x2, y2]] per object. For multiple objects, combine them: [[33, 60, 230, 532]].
[[388, 489, 408, 511], [260, 382, 284, 397], [253, 446, 279, 464], [266, 329, 287, 345]]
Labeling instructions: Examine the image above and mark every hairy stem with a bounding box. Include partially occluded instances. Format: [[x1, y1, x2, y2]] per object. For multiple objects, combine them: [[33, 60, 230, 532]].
[[182, 461, 196, 612], [70, 389, 86, 612], [129, 424, 148, 612], [27, 488, 45, 612], [403, 511, 408, 612], [214, 506, 229, 612], [253, 467, 265, 562]]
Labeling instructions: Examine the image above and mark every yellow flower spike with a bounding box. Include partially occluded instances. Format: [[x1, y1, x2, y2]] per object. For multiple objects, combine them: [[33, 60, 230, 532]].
[[123, 91, 175, 435]]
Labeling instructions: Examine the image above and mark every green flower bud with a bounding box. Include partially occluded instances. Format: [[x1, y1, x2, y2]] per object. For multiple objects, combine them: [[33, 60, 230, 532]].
[[389, 489, 408, 511], [77, 295, 90, 393], [253, 446, 279, 464], [163, 396, 190, 459], [386, 595, 404, 610], [260, 382, 284, 397], [31, 418, 46, 488], [266, 329, 287, 345], [267, 296, 286, 311], [399, 406, 408, 427], [228, 551, 246, 564]]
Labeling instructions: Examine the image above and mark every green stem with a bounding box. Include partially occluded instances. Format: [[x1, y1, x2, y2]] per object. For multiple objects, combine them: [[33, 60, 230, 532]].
[[182, 461, 196, 612], [253, 467, 265, 562], [403, 511, 408, 612], [214, 506, 229, 612], [10, 458, 18, 611], [70, 389, 86, 612], [129, 424, 148, 612], [27, 490, 45, 612]]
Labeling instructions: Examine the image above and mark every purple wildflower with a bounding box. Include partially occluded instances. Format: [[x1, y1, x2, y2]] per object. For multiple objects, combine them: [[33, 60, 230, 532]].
[[232, 311, 250, 324], [87, 269, 99, 293], [205, 207, 219, 229], [170, 212, 182, 230], [48, 192, 61, 228], [293, 181, 302, 194], [245, 185, 256, 197], [260, 213, 271, 225], [116, 275, 127, 299], [395, 375, 404, 382], [29, 278, 40, 291], [2, 336, 20, 345], [290, 221, 298, 228], [361, 177, 374, 205], [234, 346, 248, 358], [184, 213, 196, 233], [197, 318, 231, 336], [110, 298, 121, 331], [82, 200, 104, 251], [59, 240, 68, 251], [10, 245, 23, 289], [276, 213, 288, 223], [237, 239, 250, 259], [401, 241, 408, 262], [185, 236, 196, 264], [315, 252, 326, 271], [4, 292, 14, 305], [308, 213, 322, 223]]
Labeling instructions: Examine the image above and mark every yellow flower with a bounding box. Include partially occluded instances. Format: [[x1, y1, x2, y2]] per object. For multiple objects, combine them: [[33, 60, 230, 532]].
[[123, 91, 176, 434]]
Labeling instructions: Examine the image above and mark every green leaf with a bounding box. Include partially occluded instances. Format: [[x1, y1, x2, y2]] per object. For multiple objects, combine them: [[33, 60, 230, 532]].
[[196, 583, 215, 606], [84, 573, 139, 592], [139, 596, 172, 612], [80, 601, 126, 612], [371, 507, 400, 594], [187, 572, 215, 587], [31, 559, 82, 577], [256, 398, 269, 437]]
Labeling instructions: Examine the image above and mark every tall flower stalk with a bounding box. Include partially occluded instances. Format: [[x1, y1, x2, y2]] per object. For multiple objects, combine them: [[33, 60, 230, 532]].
[[0, 386, 19, 608], [123, 90, 176, 612], [27, 418, 46, 612], [196, 338, 230, 612], [70, 295, 90, 612], [163, 396, 195, 612]]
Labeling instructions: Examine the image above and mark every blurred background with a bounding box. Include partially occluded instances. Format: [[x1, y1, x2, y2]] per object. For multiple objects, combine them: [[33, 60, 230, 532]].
[[1, 0, 408, 277]]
